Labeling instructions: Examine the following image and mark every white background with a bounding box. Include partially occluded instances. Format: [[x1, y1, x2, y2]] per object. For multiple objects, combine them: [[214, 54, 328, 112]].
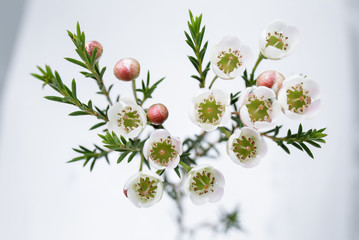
[[0, 0, 356, 239]]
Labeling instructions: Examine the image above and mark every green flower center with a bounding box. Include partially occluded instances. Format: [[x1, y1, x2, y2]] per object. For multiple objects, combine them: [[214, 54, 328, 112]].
[[286, 83, 311, 113], [232, 135, 257, 161], [265, 31, 289, 50], [134, 176, 158, 201], [216, 49, 242, 76], [246, 95, 272, 122], [150, 137, 177, 166], [190, 170, 216, 196], [197, 94, 224, 124], [117, 106, 141, 133]]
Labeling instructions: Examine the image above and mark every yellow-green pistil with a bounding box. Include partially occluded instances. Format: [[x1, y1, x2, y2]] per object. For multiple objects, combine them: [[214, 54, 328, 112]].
[[232, 135, 257, 161], [246, 95, 272, 122], [197, 95, 224, 124], [190, 170, 215, 196], [135, 176, 158, 201], [217, 49, 242, 76], [265, 31, 289, 50], [117, 106, 141, 133], [150, 138, 177, 166], [287, 83, 311, 113]]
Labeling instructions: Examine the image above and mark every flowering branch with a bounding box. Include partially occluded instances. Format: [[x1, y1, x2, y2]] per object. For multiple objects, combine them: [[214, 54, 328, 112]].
[[185, 10, 210, 88]]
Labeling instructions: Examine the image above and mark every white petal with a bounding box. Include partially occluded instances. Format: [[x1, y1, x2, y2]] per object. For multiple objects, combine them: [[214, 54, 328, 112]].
[[197, 122, 218, 132], [127, 188, 142, 208], [241, 127, 261, 141], [257, 138, 267, 158], [303, 79, 320, 100], [239, 106, 254, 128], [270, 100, 282, 120], [262, 46, 285, 60], [107, 102, 123, 121], [239, 44, 254, 67], [253, 86, 276, 99], [143, 138, 150, 160], [150, 129, 170, 142], [121, 97, 138, 106], [239, 156, 261, 168], [219, 107, 232, 128], [304, 99, 321, 119], [166, 155, 180, 169], [237, 87, 252, 108], [282, 74, 303, 88], [212, 169, 225, 187], [219, 35, 241, 49], [265, 19, 287, 33], [211, 89, 230, 105], [189, 193, 207, 205], [284, 109, 304, 120], [277, 88, 289, 110], [124, 126, 143, 139], [208, 187, 224, 203], [212, 64, 233, 80], [253, 121, 275, 130], [283, 26, 300, 46], [172, 136, 183, 155]]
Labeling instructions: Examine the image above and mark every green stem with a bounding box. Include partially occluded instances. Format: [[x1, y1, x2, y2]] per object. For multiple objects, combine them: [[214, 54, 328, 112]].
[[179, 161, 192, 173], [139, 153, 144, 172], [132, 79, 139, 105], [85, 63, 113, 105], [219, 127, 232, 139], [208, 76, 218, 89], [248, 53, 265, 86]]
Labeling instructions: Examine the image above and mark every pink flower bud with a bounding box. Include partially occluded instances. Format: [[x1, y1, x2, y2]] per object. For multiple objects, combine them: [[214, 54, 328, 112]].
[[256, 70, 285, 95], [85, 41, 103, 61], [113, 58, 140, 81], [147, 103, 169, 125]]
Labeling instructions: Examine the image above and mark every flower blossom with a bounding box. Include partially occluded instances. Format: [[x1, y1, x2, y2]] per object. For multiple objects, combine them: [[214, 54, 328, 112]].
[[227, 127, 267, 168], [185, 165, 225, 205], [143, 129, 182, 170], [211, 36, 253, 79], [277, 74, 320, 119], [259, 20, 300, 60], [123, 171, 163, 208], [190, 89, 231, 132], [107, 98, 147, 139], [238, 86, 281, 130]]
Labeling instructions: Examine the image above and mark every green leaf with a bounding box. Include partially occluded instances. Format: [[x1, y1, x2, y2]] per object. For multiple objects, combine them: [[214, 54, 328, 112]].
[[89, 122, 106, 130], [279, 144, 290, 154], [64, 57, 87, 69], [127, 151, 138, 163], [174, 166, 181, 178], [71, 79, 77, 99], [117, 151, 130, 163], [299, 143, 314, 158], [69, 111, 89, 116], [44, 96, 63, 103]]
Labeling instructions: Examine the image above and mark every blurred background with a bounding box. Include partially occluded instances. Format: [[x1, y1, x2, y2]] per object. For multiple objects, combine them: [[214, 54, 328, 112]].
[[0, 0, 358, 239]]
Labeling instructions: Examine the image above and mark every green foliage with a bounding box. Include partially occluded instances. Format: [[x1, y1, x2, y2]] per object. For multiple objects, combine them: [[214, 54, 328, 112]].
[[31, 65, 108, 122], [185, 10, 210, 88], [98, 131, 144, 164], [263, 124, 327, 158], [68, 145, 110, 171], [66, 22, 113, 105], [136, 71, 165, 106]]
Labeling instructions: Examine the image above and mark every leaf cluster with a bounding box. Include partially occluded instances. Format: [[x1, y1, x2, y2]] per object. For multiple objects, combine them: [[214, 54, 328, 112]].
[[68, 145, 110, 171], [136, 71, 165, 106], [264, 124, 327, 158], [66, 22, 113, 104], [31, 65, 108, 122], [98, 131, 145, 164], [185, 10, 210, 88]]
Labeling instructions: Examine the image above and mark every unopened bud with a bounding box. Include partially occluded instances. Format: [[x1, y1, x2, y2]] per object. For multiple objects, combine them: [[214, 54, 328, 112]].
[[85, 41, 103, 61], [147, 103, 169, 125], [256, 70, 285, 95], [114, 58, 140, 81]]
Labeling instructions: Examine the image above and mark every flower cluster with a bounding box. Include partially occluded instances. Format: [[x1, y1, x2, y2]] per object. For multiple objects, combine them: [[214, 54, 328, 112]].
[[34, 14, 326, 212]]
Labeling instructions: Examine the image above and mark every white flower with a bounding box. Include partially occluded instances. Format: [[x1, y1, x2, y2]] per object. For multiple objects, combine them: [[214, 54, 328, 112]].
[[278, 74, 320, 119], [123, 171, 163, 208], [185, 165, 225, 205], [259, 20, 300, 60], [190, 89, 231, 132], [211, 36, 253, 79], [238, 86, 281, 130], [107, 98, 147, 139], [143, 129, 183, 170], [227, 127, 267, 168]]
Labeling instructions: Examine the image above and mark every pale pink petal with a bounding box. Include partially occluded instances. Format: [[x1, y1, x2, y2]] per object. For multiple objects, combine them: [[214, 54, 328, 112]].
[[208, 187, 224, 203], [303, 80, 320, 99], [107, 102, 123, 121], [254, 86, 276, 99], [304, 99, 321, 119]]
